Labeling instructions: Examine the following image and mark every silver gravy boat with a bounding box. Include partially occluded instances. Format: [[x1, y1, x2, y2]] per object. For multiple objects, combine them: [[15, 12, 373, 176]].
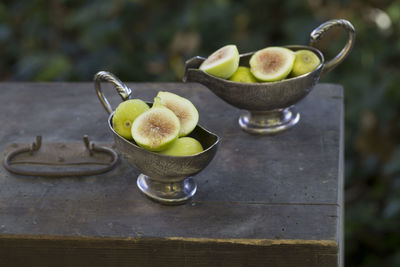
[[94, 71, 220, 205], [184, 19, 355, 134]]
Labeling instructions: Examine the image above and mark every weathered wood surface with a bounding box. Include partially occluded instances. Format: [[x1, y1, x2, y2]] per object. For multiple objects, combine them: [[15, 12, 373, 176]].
[[0, 82, 343, 266]]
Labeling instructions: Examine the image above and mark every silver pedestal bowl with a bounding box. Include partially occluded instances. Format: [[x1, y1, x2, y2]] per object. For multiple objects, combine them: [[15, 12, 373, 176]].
[[184, 19, 355, 135], [94, 71, 220, 205]]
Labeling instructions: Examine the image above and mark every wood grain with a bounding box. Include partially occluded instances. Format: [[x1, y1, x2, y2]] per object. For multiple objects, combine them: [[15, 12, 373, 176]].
[[0, 82, 344, 266]]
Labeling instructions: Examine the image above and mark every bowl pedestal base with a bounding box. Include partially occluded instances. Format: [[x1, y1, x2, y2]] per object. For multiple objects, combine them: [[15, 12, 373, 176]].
[[238, 106, 300, 135], [137, 174, 197, 205]]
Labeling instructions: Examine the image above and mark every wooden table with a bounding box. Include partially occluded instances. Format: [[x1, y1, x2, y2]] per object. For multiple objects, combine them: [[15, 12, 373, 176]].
[[0, 82, 343, 267]]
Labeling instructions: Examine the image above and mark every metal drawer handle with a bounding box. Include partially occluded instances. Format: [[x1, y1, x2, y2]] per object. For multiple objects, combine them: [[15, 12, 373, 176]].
[[3, 136, 118, 177]]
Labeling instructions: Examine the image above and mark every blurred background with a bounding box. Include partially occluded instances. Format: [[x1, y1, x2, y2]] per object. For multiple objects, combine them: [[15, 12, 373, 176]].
[[1, 0, 399, 265]]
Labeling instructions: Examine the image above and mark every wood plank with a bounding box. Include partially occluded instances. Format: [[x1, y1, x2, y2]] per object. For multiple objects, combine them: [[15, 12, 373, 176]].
[[0, 235, 337, 267]]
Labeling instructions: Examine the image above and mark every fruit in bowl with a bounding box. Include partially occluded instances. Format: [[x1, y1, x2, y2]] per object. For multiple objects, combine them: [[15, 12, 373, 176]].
[[112, 99, 150, 140], [199, 44, 321, 83], [156, 91, 199, 137], [199, 44, 239, 79], [291, 49, 321, 77], [159, 137, 203, 156], [131, 97, 181, 152], [112, 91, 203, 156], [249, 47, 295, 82], [229, 66, 257, 83]]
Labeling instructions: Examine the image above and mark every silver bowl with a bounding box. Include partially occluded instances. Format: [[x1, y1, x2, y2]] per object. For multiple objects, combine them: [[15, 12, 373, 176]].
[[184, 19, 355, 135], [94, 71, 220, 205]]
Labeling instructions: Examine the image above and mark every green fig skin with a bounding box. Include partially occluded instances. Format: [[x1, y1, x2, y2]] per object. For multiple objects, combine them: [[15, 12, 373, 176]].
[[229, 66, 258, 83], [112, 99, 150, 140], [290, 50, 321, 77], [159, 137, 204, 156]]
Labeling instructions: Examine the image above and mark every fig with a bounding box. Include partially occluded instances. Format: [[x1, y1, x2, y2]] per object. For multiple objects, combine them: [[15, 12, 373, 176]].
[[156, 91, 199, 137], [159, 137, 204, 156], [112, 99, 150, 140], [199, 44, 239, 79], [290, 50, 321, 77], [131, 97, 180, 151], [249, 47, 295, 82], [229, 66, 258, 83]]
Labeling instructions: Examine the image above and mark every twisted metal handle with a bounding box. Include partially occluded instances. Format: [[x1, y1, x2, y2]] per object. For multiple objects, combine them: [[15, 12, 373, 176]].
[[94, 71, 132, 114], [310, 19, 355, 76]]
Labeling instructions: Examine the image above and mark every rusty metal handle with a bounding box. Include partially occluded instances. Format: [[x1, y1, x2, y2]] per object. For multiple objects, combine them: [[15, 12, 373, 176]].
[[94, 71, 132, 114], [310, 19, 355, 76], [3, 136, 118, 177]]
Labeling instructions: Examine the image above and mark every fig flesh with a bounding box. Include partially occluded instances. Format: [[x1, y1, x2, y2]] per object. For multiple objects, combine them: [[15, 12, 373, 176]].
[[157, 91, 199, 137], [199, 44, 239, 79], [131, 98, 180, 151], [249, 47, 295, 82]]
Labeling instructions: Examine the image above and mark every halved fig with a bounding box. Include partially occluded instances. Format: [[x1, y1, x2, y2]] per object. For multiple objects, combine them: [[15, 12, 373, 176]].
[[199, 44, 239, 79], [131, 98, 180, 151], [249, 47, 295, 82], [156, 91, 199, 137]]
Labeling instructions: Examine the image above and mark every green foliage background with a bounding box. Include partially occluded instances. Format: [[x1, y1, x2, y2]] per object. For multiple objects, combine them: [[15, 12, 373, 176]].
[[1, 0, 400, 265]]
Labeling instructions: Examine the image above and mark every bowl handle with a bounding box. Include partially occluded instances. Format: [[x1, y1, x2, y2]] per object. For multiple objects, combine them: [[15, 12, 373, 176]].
[[310, 19, 355, 77], [183, 56, 206, 82], [94, 71, 132, 114]]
